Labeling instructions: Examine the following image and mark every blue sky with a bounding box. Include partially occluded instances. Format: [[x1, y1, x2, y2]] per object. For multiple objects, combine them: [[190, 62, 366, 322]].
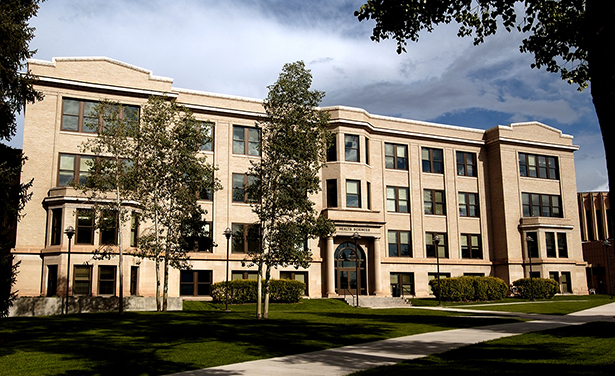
[[8, 0, 608, 191]]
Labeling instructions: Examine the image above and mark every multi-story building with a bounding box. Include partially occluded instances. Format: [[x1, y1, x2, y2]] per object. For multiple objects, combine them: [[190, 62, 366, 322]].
[[12, 57, 588, 300]]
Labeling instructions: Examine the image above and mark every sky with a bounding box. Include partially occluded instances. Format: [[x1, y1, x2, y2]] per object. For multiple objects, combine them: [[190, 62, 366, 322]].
[[8, 0, 608, 191]]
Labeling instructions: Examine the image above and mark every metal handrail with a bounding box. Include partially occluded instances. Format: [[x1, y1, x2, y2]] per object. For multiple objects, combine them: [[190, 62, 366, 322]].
[[342, 288, 357, 307]]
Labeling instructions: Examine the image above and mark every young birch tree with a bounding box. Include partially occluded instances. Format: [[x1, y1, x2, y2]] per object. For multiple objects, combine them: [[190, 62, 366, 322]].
[[246, 61, 335, 319], [134, 96, 219, 311]]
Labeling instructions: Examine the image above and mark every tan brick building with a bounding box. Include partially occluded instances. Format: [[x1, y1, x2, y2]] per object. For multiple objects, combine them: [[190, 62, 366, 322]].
[[12, 57, 588, 300]]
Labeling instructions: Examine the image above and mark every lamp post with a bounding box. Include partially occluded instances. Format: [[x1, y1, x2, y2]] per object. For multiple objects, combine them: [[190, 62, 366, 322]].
[[63, 226, 75, 315], [352, 232, 361, 307], [604, 239, 612, 298], [526, 235, 534, 278], [434, 235, 441, 306], [223, 227, 233, 312]]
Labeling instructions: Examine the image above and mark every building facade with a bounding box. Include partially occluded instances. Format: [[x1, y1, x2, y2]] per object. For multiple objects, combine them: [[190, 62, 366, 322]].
[[12, 57, 588, 300]]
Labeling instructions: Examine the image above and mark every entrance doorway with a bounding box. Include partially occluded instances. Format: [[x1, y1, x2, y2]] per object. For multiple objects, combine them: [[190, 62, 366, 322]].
[[335, 242, 366, 295]]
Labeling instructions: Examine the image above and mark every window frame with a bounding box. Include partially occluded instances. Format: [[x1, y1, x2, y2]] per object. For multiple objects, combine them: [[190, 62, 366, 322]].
[[232, 125, 261, 156], [424, 189, 446, 215], [421, 147, 443, 174], [557, 233, 568, 258], [456, 151, 477, 177], [385, 143, 408, 170], [198, 121, 214, 152], [58, 153, 95, 187], [460, 234, 482, 259], [232, 223, 260, 254], [280, 271, 309, 295], [388, 230, 412, 257], [326, 179, 338, 208], [73, 265, 92, 295], [386, 186, 409, 213], [458, 192, 479, 217], [346, 179, 361, 208], [232, 271, 259, 280], [75, 208, 95, 245], [50, 208, 63, 246], [344, 134, 360, 162], [519, 152, 559, 180], [180, 270, 213, 296], [522, 193, 563, 218], [426, 232, 448, 258], [232, 173, 256, 203], [98, 265, 117, 295], [99, 209, 119, 246], [61, 98, 140, 134]]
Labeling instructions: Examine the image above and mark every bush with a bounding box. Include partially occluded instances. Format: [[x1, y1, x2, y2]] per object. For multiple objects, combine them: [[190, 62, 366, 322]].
[[512, 278, 559, 299], [429, 276, 508, 302], [211, 279, 305, 304]]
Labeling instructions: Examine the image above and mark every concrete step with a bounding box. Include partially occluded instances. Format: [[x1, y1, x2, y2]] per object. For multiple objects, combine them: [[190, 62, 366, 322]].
[[340, 296, 412, 308]]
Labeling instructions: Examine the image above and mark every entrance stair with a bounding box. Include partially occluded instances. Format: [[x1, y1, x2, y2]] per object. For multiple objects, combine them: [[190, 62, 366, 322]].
[[340, 296, 412, 308]]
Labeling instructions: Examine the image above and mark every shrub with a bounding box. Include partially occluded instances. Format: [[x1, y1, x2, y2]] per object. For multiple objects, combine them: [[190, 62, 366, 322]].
[[211, 279, 305, 304], [429, 276, 508, 302], [512, 278, 559, 300]]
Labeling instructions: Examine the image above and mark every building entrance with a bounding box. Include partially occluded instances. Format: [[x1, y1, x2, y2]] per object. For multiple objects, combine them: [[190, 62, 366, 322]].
[[334, 242, 366, 295]]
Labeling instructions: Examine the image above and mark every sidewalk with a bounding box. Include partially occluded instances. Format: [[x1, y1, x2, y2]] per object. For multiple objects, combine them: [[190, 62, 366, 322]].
[[170, 302, 615, 376]]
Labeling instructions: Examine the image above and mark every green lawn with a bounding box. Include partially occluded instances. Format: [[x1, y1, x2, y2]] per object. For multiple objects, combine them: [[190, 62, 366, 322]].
[[1, 299, 519, 376], [352, 321, 615, 376]]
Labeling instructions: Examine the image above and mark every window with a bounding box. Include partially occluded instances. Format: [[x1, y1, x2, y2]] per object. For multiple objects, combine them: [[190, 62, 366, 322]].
[[388, 230, 411, 257], [546, 232, 557, 257], [527, 231, 539, 258], [519, 153, 559, 180], [130, 266, 138, 296], [558, 233, 568, 258], [367, 182, 372, 210], [561, 271, 572, 293], [426, 232, 448, 258], [73, 265, 92, 295], [233, 125, 260, 156], [182, 221, 213, 252], [232, 271, 259, 280], [58, 154, 94, 186], [280, 271, 308, 295], [424, 189, 446, 215], [327, 135, 337, 162], [130, 212, 139, 248], [98, 266, 116, 295], [365, 138, 370, 165], [198, 121, 214, 151], [390, 272, 414, 297], [345, 134, 359, 162], [385, 143, 408, 170], [522, 193, 562, 218], [50, 208, 63, 246], [180, 270, 213, 296], [46, 265, 58, 297], [456, 151, 477, 177], [100, 210, 118, 245], [422, 147, 443, 173], [232, 173, 256, 203], [326, 179, 338, 208], [61, 98, 139, 134], [232, 224, 260, 253], [461, 234, 482, 259], [346, 180, 361, 208], [75, 209, 94, 245], [387, 187, 409, 213], [458, 192, 479, 217], [428, 272, 450, 295]]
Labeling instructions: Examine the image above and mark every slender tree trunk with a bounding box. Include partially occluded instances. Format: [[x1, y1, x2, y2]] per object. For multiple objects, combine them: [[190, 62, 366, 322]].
[[116, 184, 124, 315], [154, 208, 161, 312], [256, 260, 263, 319], [263, 265, 271, 319]]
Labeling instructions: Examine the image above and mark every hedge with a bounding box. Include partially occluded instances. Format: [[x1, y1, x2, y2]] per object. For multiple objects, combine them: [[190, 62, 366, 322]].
[[512, 278, 559, 299], [429, 276, 508, 302], [210, 279, 305, 304]]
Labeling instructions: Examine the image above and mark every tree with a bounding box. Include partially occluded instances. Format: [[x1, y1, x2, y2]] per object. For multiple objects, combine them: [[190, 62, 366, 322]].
[[0, 0, 44, 141], [246, 61, 335, 319], [78, 101, 140, 315], [356, 1, 614, 214], [133, 96, 219, 311]]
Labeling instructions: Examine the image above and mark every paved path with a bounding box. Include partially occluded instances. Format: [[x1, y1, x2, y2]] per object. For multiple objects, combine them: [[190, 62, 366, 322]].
[[170, 302, 615, 376]]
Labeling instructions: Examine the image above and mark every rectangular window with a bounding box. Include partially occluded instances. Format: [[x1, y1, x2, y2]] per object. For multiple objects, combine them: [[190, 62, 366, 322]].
[[561, 271, 572, 293], [232, 173, 256, 203], [346, 180, 361, 208], [461, 234, 482, 259], [280, 271, 308, 295], [232, 271, 259, 280], [424, 189, 446, 215], [388, 230, 411, 257], [426, 232, 448, 258], [100, 210, 118, 245], [390, 272, 414, 297], [365, 138, 370, 165], [586, 209, 595, 241], [557, 233, 568, 258], [527, 231, 539, 258], [546, 232, 557, 257], [182, 222, 213, 252], [326, 179, 338, 208], [458, 192, 479, 217], [596, 209, 604, 240], [519, 153, 559, 180], [58, 154, 95, 186], [421, 147, 443, 174], [198, 121, 214, 151], [428, 272, 450, 295], [522, 193, 563, 218], [385, 143, 408, 170], [73, 265, 92, 295], [367, 182, 372, 210], [233, 125, 260, 156], [456, 151, 477, 177], [232, 223, 260, 254], [180, 270, 213, 296], [61, 98, 139, 134], [75, 209, 94, 245], [98, 265, 116, 295], [386, 186, 409, 213], [327, 135, 337, 162], [50, 208, 63, 246], [345, 134, 359, 162], [130, 266, 138, 296], [130, 212, 139, 248], [46, 265, 58, 297]]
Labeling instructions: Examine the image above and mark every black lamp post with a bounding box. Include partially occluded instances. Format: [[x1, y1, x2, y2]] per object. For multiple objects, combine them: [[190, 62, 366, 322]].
[[64, 226, 75, 315], [223, 227, 233, 312], [604, 239, 612, 298], [526, 235, 534, 278], [434, 235, 441, 306], [351, 232, 361, 307]]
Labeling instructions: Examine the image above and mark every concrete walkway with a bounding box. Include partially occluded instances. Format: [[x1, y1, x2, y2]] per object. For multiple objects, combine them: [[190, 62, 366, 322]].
[[170, 302, 615, 376]]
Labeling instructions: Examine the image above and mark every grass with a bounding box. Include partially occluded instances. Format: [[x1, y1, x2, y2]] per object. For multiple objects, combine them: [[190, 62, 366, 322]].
[[0, 299, 520, 376], [352, 321, 615, 376]]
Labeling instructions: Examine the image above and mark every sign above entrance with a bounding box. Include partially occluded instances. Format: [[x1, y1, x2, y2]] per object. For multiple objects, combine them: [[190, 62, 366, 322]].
[[335, 226, 380, 237]]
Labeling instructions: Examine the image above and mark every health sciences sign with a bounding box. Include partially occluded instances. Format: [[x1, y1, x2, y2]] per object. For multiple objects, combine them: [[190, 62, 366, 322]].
[[335, 226, 379, 237]]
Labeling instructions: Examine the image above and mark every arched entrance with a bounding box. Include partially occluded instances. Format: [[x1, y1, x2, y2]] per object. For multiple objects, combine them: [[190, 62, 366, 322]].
[[335, 242, 366, 295]]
